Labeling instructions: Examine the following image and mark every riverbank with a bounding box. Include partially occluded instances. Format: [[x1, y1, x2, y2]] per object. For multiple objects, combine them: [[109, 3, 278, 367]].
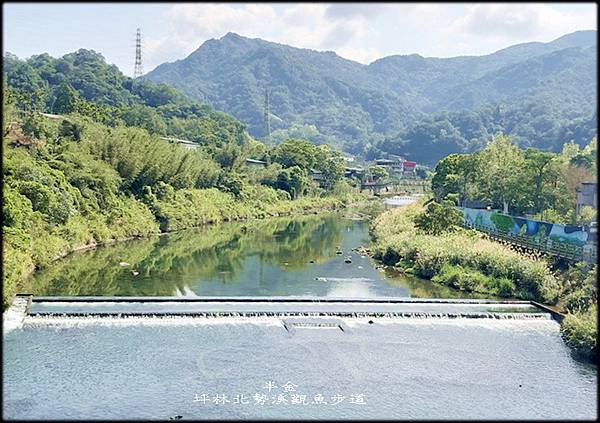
[[370, 202, 560, 302], [3, 192, 358, 308], [369, 201, 597, 362]]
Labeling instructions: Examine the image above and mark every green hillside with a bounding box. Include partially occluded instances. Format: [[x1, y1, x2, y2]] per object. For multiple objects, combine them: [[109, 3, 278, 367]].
[[145, 31, 597, 165]]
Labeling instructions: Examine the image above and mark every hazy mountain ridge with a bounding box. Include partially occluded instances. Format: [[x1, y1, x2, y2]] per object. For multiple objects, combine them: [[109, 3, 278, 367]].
[[142, 30, 597, 163]]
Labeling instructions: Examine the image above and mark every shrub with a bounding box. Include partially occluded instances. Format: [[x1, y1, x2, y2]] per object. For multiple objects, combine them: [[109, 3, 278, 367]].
[[561, 305, 597, 361], [491, 277, 515, 297], [560, 263, 597, 313], [2, 186, 33, 228], [2, 242, 35, 306], [412, 199, 464, 235], [431, 264, 495, 293]]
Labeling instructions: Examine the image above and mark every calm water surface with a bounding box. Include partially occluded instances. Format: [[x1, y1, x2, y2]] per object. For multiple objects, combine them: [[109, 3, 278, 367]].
[[22, 214, 488, 299]]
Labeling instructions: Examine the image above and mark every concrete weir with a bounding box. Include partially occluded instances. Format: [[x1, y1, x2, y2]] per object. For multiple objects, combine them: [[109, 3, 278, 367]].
[[3, 295, 594, 420], [5, 294, 563, 326], [2, 294, 32, 331]]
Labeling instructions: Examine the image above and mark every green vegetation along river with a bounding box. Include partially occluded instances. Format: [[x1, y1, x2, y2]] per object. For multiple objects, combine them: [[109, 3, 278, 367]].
[[20, 213, 497, 299]]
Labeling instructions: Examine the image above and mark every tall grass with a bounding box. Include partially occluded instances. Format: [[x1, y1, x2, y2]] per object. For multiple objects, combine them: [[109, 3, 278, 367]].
[[561, 305, 597, 361], [371, 202, 599, 362], [371, 203, 560, 303]]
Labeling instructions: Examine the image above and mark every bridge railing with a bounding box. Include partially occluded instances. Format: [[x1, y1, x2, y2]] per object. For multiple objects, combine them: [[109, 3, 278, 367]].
[[462, 220, 593, 263]]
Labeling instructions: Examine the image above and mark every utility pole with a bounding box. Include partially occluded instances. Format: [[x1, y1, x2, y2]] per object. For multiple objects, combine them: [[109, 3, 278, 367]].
[[134, 28, 143, 78], [264, 86, 271, 143]]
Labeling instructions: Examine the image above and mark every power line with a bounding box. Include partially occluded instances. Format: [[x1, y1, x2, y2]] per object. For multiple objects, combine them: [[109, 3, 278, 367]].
[[134, 28, 143, 78], [264, 86, 271, 142]]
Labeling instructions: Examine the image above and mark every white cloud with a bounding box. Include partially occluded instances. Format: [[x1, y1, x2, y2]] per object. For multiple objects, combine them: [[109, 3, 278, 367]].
[[325, 3, 390, 20], [336, 46, 382, 64], [452, 3, 597, 42], [142, 3, 597, 71], [169, 2, 277, 39], [143, 2, 384, 70], [143, 3, 279, 69]]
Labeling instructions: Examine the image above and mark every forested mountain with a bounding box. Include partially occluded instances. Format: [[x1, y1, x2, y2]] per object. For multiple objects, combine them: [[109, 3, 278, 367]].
[[3, 49, 250, 152], [147, 32, 414, 150], [146, 30, 597, 165]]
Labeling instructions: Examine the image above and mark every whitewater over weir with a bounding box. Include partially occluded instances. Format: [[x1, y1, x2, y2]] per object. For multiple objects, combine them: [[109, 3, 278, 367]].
[[3, 296, 597, 420]]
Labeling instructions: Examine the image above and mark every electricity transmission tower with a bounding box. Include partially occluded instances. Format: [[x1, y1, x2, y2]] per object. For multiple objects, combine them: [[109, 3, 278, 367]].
[[264, 86, 271, 143], [134, 28, 143, 78]]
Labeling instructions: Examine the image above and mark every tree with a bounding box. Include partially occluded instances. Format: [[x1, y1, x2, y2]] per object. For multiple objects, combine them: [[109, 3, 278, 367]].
[[555, 137, 598, 220], [3, 81, 18, 135], [368, 165, 388, 182], [413, 200, 464, 235], [314, 145, 345, 191], [432, 154, 463, 201], [572, 137, 598, 174], [21, 110, 53, 139], [52, 82, 80, 114], [473, 135, 526, 213], [431, 153, 479, 205], [58, 119, 84, 141], [275, 166, 310, 199], [524, 149, 556, 214], [272, 139, 318, 170], [213, 140, 245, 171], [577, 206, 597, 224]]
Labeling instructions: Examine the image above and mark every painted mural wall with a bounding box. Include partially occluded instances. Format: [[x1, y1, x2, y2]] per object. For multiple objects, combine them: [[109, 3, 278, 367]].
[[459, 207, 590, 247]]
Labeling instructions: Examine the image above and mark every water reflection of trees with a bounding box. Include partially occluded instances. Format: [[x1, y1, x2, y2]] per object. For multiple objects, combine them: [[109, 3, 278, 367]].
[[383, 269, 500, 300], [24, 214, 345, 296]]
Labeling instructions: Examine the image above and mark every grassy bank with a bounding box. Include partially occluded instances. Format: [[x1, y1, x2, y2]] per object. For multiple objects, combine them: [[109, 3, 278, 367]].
[[2, 189, 347, 307], [557, 263, 597, 361], [561, 305, 597, 361], [370, 201, 597, 362], [371, 201, 560, 302]]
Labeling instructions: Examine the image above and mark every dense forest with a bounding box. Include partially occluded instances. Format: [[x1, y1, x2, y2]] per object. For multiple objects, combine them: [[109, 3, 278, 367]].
[[145, 31, 597, 164], [2, 50, 360, 306], [430, 134, 597, 222]]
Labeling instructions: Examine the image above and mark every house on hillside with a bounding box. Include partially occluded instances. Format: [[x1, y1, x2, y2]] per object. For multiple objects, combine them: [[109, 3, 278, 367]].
[[402, 160, 417, 178], [374, 158, 400, 173], [160, 137, 200, 151], [39, 112, 65, 121], [344, 167, 364, 178], [245, 158, 268, 168], [374, 157, 418, 177]]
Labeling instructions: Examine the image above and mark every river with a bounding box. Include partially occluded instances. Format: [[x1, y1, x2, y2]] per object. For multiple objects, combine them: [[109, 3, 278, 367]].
[[4, 212, 597, 419], [20, 213, 492, 299]]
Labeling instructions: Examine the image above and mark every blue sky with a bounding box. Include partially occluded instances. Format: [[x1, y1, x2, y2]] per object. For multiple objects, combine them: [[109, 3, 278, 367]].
[[3, 2, 597, 76]]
